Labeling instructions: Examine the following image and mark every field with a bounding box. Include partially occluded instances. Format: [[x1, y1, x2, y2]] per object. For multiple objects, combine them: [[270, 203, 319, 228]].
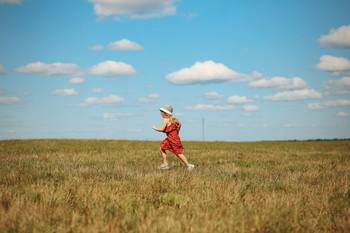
[[0, 139, 349, 232]]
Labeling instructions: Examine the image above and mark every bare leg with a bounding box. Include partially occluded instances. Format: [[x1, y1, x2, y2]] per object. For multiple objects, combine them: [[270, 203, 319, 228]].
[[177, 153, 190, 167], [160, 148, 168, 165]]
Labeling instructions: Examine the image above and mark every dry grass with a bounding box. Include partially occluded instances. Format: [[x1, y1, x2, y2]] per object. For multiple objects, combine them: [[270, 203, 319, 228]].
[[0, 139, 349, 232]]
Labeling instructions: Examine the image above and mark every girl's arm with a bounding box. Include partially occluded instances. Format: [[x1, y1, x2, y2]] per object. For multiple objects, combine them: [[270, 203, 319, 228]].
[[177, 122, 182, 133], [152, 119, 169, 132]]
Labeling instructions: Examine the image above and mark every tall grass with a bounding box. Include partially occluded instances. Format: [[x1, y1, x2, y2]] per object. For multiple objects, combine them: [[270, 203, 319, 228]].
[[0, 139, 349, 232]]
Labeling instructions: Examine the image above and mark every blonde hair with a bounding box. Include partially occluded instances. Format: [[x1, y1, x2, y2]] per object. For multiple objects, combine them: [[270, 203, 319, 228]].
[[161, 111, 180, 126], [169, 116, 180, 126]]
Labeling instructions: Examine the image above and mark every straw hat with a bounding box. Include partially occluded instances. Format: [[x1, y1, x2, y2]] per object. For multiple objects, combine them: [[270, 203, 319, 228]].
[[159, 105, 173, 115]]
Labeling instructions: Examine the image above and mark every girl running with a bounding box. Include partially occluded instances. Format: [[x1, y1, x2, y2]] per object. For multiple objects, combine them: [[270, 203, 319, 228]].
[[152, 105, 195, 171]]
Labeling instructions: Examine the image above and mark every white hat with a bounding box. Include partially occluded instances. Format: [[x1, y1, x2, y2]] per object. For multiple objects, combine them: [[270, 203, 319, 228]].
[[159, 105, 173, 115]]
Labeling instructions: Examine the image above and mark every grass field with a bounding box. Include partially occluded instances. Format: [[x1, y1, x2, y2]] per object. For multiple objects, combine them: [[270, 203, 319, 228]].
[[0, 139, 349, 232]]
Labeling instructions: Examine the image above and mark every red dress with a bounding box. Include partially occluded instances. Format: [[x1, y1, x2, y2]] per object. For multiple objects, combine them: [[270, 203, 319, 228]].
[[160, 123, 184, 156]]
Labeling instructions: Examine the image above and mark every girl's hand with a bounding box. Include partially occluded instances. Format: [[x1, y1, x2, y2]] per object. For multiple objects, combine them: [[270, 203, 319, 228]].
[[152, 126, 157, 130]]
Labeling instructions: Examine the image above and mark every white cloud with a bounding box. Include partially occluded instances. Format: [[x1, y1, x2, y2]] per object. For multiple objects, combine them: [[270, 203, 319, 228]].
[[308, 99, 350, 109], [140, 98, 153, 103], [89, 0, 179, 20], [264, 89, 322, 101], [51, 89, 79, 96], [14, 62, 81, 76], [307, 103, 323, 110], [84, 95, 125, 104], [14, 60, 137, 84], [323, 77, 350, 95], [318, 25, 350, 48], [174, 112, 184, 116], [14, 62, 87, 85], [249, 77, 307, 89], [91, 88, 103, 93], [90, 60, 137, 76], [314, 55, 350, 72], [138, 93, 160, 103], [102, 112, 132, 121], [324, 99, 350, 107], [242, 105, 260, 111], [149, 94, 159, 99], [0, 64, 6, 74], [0, 0, 21, 4], [186, 104, 235, 111], [165, 60, 258, 85], [331, 71, 350, 77], [90, 44, 104, 51], [71, 95, 125, 107], [0, 97, 21, 105], [108, 39, 144, 50], [166, 61, 236, 84], [337, 112, 348, 117], [69, 77, 86, 84], [227, 95, 252, 103], [204, 92, 224, 99]]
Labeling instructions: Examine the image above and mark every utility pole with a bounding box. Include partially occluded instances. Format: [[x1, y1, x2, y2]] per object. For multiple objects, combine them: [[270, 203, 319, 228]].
[[202, 117, 205, 141]]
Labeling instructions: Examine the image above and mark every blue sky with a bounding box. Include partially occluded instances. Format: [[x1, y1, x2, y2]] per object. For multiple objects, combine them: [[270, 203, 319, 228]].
[[1, 0, 350, 141]]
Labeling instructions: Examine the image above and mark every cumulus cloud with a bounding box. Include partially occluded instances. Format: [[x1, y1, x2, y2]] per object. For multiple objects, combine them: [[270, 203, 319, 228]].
[[0, 64, 6, 74], [337, 112, 348, 117], [72, 95, 125, 107], [314, 55, 350, 72], [90, 44, 104, 51], [318, 25, 350, 48], [186, 104, 235, 111], [138, 93, 160, 103], [0, 0, 21, 4], [165, 61, 236, 84], [249, 77, 307, 89], [307, 103, 323, 110], [204, 92, 224, 99], [102, 112, 132, 121], [227, 95, 252, 103], [84, 95, 124, 104], [69, 77, 86, 84], [108, 39, 144, 50], [14, 62, 81, 76], [323, 77, 350, 95], [91, 88, 103, 93], [165, 60, 261, 85], [89, 0, 179, 20], [264, 89, 322, 101], [14, 62, 87, 85], [90, 60, 137, 76], [308, 99, 350, 109], [0, 97, 21, 105], [14, 60, 137, 84], [51, 89, 79, 96], [242, 105, 260, 111]]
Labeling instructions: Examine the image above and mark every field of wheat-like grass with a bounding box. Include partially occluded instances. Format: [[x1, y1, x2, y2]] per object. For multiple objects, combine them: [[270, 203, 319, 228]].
[[0, 139, 349, 232]]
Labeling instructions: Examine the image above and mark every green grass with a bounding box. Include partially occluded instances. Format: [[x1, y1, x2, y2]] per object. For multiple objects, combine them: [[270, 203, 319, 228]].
[[0, 139, 349, 232]]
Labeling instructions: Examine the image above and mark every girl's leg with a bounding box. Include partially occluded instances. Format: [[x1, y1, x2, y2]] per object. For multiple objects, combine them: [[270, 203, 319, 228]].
[[177, 153, 190, 167], [160, 147, 168, 165]]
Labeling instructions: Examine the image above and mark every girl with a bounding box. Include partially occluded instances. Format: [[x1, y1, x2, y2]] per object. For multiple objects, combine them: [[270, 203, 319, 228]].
[[152, 105, 195, 171]]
